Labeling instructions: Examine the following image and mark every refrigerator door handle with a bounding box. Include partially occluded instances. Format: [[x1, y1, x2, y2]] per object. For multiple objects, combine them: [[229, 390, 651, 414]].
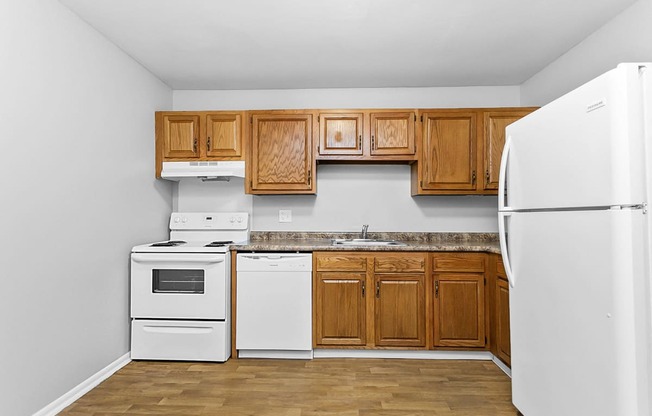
[[498, 211, 515, 288], [498, 135, 512, 211]]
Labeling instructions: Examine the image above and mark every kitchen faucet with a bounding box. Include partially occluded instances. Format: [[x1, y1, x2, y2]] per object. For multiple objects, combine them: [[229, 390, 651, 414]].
[[361, 224, 369, 239]]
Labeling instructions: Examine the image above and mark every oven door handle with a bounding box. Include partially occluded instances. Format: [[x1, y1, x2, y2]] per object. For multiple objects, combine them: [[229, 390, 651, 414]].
[[131, 253, 225, 264]]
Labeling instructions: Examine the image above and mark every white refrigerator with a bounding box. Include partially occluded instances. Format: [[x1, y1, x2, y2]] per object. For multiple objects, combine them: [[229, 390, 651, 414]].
[[498, 63, 652, 416]]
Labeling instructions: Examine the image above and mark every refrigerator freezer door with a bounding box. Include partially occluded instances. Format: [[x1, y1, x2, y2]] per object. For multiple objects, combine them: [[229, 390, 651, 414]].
[[507, 209, 649, 416], [504, 63, 646, 210]]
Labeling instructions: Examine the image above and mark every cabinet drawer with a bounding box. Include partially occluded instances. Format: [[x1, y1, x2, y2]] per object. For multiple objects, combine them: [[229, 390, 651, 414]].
[[432, 253, 485, 272], [316, 254, 367, 271], [374, 254, 426, 273]]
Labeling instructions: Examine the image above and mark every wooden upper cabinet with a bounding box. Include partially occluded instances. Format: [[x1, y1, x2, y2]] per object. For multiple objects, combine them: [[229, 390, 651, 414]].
[[483, 109, 535, 190], [374, 274, 425, 347], [318, 113, 363, 156], [316, 110, 416, 160], [155, 111, 245, 177], [370, 112, 415, 156], [249, 113, 315, 194], [205, 113, 242, 157], [420, 111, 477, 191], [161, 114, 200, 159]]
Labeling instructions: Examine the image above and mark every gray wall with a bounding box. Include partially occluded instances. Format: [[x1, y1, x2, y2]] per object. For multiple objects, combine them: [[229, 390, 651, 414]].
[[0, 1, 172, 414], [173, 86, 520, 232], [520, 0, 652, 106]]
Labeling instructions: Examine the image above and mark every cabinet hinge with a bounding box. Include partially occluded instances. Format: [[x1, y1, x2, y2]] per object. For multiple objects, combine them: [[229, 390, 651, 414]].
[[317, 145, 320, 153], [420, 115, 423, 122], [420, 180, 423, 188], [414, 114, 416, 122], [484, 277, 487, 285], [485, 336, 487, 344], [250, 117, 253, 124]]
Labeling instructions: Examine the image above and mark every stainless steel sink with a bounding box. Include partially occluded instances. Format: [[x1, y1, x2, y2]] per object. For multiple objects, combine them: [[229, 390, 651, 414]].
[[331, 238, 407, 247]]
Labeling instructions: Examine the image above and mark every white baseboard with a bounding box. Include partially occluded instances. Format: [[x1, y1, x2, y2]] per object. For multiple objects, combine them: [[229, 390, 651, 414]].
[[33, 352, 131, 416], [313, 349, 493, 360], [238, 349, 314, 360], [492, 355, 512, 377]]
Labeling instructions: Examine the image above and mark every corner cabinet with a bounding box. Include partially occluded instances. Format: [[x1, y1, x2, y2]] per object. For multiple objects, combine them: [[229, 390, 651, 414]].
[[412, 107, 536, 195], [490, 254, 511, 366], [483, 110, 536, 190], [247, 112, 317, 194], [155, 111, 244, 177]]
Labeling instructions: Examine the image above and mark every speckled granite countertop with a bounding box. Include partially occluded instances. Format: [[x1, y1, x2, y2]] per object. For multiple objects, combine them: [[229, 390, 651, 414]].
[[230, 232, 501, 254]]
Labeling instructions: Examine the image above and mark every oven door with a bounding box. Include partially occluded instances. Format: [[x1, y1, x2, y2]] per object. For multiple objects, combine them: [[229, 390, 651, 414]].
[[130, 252, 228, 320]]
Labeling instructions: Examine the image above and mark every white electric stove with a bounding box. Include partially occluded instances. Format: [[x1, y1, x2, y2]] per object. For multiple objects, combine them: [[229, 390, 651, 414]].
[[130, 212, 249, 362]]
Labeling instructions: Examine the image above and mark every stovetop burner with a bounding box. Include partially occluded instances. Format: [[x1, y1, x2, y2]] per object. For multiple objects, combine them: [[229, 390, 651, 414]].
[[204, 240, 234, 247], [150, 240, 187, 247]]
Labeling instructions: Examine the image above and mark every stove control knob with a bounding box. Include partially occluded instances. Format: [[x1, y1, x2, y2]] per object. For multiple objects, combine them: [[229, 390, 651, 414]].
[[236, 217, 243, 223], [174, 217, 180, 223], [229, 217, 236, 223], [182, 217, 188, 223]]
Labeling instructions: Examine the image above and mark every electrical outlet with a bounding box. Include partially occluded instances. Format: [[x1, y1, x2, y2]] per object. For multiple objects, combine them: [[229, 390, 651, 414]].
[[279, 209, 292, 223]]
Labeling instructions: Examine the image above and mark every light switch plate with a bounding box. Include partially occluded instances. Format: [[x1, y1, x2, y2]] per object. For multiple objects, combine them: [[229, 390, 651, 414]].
[[279, 209, 292, 223]]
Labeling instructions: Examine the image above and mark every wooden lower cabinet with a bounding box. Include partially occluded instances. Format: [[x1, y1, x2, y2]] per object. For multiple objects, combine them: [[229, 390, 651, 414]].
[[491, 255, 511, 366], [495, 277, 511, 365], [374, 274, 425, 347], [433, 273, 486, 348], [314, 272, 367, 346], [432, 253, 487, 348], [313, 252, 426, 348], [313, 251, 497, 353]]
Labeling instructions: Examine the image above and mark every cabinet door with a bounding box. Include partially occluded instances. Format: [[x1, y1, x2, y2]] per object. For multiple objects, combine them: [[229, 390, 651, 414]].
[[205, 113, 242, 158], [483, 110, 533, 190], [318, 113, 363, 156], [250, 114, 314, 193], [421, 112, 477, 191], [161, 114, 200, 158], [315, 272, 367, 346], [374, 274, 425, 347], [370, 112, 415, 156], [495, 277, 511, 366], [433, 272, 485, 347]]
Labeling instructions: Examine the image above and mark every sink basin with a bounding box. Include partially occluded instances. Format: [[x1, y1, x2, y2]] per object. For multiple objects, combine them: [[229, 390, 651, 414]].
[[331, 238, 407, 247]]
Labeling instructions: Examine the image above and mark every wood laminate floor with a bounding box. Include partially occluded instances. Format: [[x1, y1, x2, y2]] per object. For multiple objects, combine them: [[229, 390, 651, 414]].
[[60, 359, 518, 415]]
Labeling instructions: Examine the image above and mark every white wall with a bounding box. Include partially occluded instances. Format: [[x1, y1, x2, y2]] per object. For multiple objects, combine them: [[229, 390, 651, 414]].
[[0, 1, 172, 414], [173, 86, 519, 232], [520, 0, 652, 106]]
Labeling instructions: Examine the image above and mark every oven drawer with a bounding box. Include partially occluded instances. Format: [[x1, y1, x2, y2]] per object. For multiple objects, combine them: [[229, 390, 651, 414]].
[[131, 319, 230, 362]]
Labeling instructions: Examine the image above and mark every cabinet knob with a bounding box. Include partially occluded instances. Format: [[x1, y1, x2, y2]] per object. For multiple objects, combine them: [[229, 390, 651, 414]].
[[376, 282, 380, 298], [361, 281, 365, 297], [193, 138, 198, 153], [435, 280, 439, 298], [207, 136, 211, 151]]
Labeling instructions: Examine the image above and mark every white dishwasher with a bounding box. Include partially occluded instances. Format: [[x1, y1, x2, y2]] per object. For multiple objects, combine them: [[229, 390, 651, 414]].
[[236, 253, 313, 359]]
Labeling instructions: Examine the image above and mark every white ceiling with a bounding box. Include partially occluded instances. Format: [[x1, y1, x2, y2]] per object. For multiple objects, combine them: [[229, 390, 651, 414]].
[[59, 0, 637, 90]]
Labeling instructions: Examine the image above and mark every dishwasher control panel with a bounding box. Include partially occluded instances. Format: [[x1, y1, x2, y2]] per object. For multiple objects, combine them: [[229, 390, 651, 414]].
[[236, 253, 312, 272]]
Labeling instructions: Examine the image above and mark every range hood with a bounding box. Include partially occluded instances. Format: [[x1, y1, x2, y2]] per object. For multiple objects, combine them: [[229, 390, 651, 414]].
[[160, 161, 245, 181]]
